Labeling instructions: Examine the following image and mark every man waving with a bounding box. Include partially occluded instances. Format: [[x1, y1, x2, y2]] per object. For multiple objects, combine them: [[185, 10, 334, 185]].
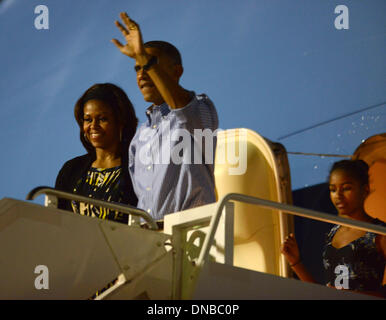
[[112, 12, 218, 222]]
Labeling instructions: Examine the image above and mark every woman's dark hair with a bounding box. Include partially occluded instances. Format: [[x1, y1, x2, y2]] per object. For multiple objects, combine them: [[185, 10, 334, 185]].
[[74, 83, 138, 204], [74, 83, 138, 156], [328, 159, 369, 186]]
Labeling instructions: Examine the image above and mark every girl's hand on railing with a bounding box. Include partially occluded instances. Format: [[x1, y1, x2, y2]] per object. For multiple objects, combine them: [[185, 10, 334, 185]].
[[281, 233, 301, 266]]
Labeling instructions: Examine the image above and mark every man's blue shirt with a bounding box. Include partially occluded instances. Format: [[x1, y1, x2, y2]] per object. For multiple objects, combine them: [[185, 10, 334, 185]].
[[129, 93, 219, 220]]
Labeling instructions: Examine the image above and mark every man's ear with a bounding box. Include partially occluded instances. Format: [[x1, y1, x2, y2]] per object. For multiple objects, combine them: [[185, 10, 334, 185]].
[[174, 64, 183, 80], [363, 184, 370, 198]]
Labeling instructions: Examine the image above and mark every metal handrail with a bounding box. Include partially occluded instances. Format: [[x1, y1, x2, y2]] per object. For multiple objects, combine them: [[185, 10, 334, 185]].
[[197, 193, 386, 267], [26, 186, 159, 230]]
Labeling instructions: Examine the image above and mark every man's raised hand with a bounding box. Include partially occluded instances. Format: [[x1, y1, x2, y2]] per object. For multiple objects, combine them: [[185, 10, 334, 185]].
[[111, 12, 146, 59]]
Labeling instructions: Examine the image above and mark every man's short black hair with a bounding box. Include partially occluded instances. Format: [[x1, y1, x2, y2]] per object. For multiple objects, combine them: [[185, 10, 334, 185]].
[[144, 41, 182, 66]]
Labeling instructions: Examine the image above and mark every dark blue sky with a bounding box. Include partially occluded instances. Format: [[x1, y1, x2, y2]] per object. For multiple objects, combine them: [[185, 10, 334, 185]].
[[1, 0, 385, 203]]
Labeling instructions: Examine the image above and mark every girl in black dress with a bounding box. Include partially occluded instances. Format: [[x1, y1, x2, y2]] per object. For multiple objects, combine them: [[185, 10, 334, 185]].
[[281, 160, 386, 297]]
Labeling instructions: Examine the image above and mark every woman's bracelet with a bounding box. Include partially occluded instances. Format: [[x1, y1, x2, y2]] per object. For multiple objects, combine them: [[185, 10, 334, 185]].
[[290, 260, 301, 267]]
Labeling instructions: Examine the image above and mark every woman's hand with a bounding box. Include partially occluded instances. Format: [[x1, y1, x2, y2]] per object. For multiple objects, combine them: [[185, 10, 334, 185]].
[[281, 233, 301, 266], [112, 13, 147, 61]]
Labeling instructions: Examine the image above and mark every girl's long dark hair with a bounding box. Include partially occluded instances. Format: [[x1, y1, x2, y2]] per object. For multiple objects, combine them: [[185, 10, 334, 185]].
[[328, 159, 369, 186]]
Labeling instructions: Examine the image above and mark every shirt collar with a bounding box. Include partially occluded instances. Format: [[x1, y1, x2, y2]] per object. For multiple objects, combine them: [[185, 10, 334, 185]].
[[145, 102, 171, 122], [144, 91, 196, 121]]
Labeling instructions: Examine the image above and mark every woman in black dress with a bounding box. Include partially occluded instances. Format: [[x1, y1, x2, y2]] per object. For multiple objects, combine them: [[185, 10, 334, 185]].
[[281, 160, 386, 297], [55, 83, 138, 224]]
